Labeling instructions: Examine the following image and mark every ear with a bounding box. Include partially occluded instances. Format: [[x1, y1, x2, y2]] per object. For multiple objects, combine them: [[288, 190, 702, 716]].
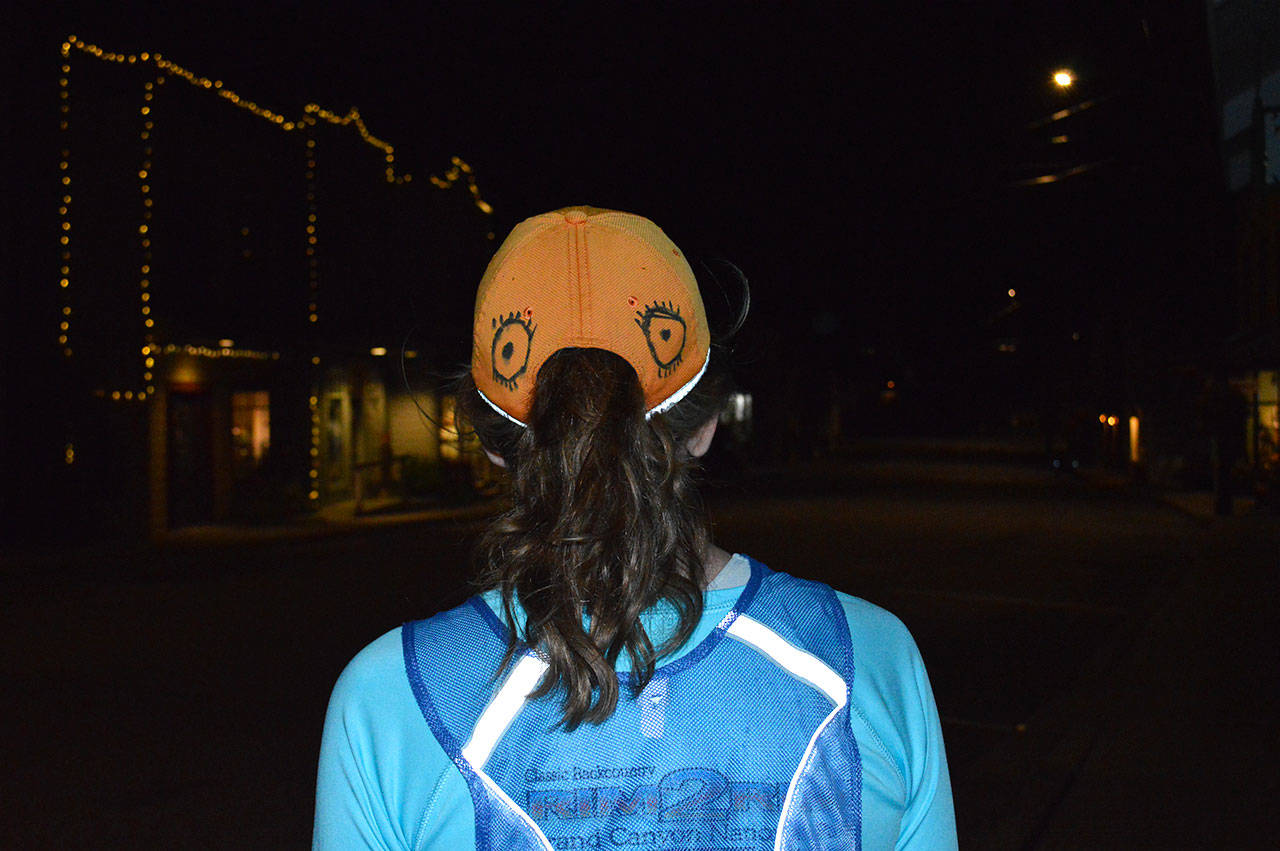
[[484, 448, 508, 469], [685, 415, 719, 458]]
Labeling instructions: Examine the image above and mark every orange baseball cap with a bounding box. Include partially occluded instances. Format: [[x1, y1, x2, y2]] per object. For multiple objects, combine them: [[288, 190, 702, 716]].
[[472, 206, 710, 426]]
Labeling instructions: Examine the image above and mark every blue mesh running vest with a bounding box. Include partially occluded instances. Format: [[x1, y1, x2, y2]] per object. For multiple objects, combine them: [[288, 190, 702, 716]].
[[402, 558, 863, 851]]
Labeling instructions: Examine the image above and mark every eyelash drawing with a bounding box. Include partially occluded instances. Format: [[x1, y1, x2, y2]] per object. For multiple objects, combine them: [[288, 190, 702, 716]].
[[490, 311, 536, 390], [634, 300, 687, 377]]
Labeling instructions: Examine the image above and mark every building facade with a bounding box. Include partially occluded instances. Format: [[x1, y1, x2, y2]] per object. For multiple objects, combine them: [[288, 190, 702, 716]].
[[53, 39, 493, 540], [1208, 0, 1280, 501]]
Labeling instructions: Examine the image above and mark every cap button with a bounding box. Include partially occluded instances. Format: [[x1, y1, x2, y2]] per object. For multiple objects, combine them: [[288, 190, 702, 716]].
[[563, 209, 588, 225]]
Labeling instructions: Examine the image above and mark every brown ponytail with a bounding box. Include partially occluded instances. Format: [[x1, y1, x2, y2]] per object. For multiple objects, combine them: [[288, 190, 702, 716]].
[[459, 346, 731, 729]]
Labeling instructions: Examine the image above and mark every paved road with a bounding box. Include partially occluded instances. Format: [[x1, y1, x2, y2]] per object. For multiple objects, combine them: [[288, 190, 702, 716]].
[[3, 449, 1273, 847]]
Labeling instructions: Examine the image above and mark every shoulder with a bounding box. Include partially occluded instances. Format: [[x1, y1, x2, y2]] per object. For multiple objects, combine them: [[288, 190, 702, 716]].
[[832, 590, 931, 714], [328, 626, 407, 716], [750, 561, 916, 657], [744, 558, 920, 662], [832, 592, 939, 789], [341, 625, 406, 676], [337, 595, 495, 698], [835, 592, 921, 666], [832, 593, 957, 848], [317, 625, 479, 849]]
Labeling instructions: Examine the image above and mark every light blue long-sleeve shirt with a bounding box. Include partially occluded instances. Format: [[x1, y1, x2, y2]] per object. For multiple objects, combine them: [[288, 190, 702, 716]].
[[314, 555, 957, 849]]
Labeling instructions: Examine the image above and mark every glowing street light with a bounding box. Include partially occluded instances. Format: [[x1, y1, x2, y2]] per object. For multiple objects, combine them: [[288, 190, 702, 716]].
[[1052, 69, 1075, 89]]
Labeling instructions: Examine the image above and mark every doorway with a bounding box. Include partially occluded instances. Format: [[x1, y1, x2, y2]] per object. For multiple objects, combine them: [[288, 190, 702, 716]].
[[168, 390, 214, 525]]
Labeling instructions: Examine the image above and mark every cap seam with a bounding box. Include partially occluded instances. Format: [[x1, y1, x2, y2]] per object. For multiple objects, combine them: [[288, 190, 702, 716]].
[[575, 221, 588, 338], [579, 219, 591, 340]]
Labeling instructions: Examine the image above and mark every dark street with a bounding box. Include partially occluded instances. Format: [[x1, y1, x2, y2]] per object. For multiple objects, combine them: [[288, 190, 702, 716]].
[[4, 444, 1275, 848], [4, 3, 1277, 848]]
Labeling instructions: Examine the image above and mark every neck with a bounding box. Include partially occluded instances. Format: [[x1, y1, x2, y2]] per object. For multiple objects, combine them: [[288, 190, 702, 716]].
[[702, 543, 732, 588]]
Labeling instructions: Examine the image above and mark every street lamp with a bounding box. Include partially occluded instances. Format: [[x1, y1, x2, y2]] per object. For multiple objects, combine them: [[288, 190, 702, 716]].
[[1052, 69, 1075, 89]]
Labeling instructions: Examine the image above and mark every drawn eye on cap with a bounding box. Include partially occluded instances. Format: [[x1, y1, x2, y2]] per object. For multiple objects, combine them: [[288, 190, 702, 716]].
[[634, 300, 687, 377], [490, 311, 535, 390]]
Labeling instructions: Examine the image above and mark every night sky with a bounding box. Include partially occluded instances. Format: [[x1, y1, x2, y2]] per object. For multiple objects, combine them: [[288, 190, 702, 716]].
[[7, 1, 1229, 439]]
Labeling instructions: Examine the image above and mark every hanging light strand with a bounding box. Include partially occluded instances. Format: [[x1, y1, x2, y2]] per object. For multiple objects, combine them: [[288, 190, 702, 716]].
[[61, 34, 494, 209], [304, 104, 409, 185], [57, 47, 73, 359], [59, 35, 495, 407], [306, 134, 321, 503], [429, 156, 494, 214], [137, 76, 162, 398]]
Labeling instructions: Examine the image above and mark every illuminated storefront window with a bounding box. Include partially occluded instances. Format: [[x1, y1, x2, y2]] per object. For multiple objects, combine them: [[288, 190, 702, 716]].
[[439, 395, 460, 461], [1256, 370, 1279, 473], [326, 391, 350, 487], [437, 394, 484, 465], [231, 390, 270, 477]]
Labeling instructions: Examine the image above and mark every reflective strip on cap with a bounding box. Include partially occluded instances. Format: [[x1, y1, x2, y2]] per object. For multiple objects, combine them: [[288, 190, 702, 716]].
[[476, 348, 710, 428]]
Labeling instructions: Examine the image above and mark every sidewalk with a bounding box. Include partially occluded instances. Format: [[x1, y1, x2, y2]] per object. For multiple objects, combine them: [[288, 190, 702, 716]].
[[166, 495, 504, 547], [0, 496, 505, 584], [964, 466, 1279, 848], [1030, 528, 1278, 847], [1075, 465, 1262, 521]]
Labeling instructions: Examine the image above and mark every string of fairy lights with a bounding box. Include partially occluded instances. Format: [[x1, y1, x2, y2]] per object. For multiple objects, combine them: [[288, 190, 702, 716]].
[[57, 54, 72, 363], [139, 76, 159, 396], [431, 155, 494, 216], [57, 36, 494, 495], [306, 135, 321, 500]]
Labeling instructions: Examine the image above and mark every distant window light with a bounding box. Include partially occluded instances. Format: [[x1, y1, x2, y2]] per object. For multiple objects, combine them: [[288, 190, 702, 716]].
[[721, 392, 753, 424]]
